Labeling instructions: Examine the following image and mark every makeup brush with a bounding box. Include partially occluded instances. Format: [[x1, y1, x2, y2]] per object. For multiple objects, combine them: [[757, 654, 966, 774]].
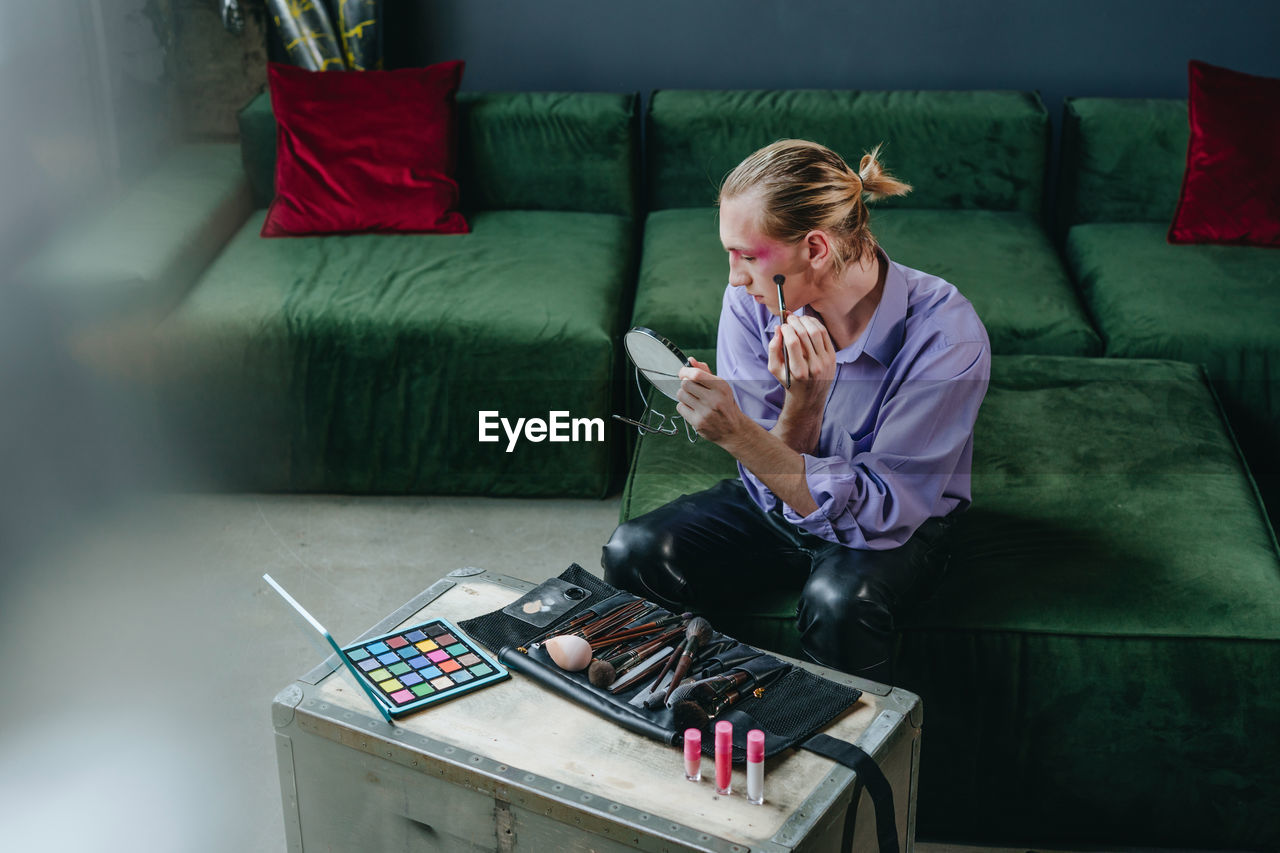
[[588, 626, 683, 688], [664, 679, 715, 708], [673, 678, 765, 734], [661, 617, 713, 705], [607, 645, 677, 694], [636, 636, 686, 699], [774, 274, 791, 389], [580, 600, 652, 641], [589, 612, 688, 648], [523, 608, 599, 649], [672, 699, 711, 735], [667, 670, 753, 708]]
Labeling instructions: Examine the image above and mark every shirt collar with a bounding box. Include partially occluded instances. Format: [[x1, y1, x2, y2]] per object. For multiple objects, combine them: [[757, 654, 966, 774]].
[[835, 247, 907, 367]]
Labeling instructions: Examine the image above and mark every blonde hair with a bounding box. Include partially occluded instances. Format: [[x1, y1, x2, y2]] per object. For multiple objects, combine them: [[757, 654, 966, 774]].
[[719, 139, 911, 273]]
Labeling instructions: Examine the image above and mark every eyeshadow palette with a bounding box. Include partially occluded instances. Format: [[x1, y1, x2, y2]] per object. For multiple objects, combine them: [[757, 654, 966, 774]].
[[263, 573, 508, 723], [342, 618, 508, 717]]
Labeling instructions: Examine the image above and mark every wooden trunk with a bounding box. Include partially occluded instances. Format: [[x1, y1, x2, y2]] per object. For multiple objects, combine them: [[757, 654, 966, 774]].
[[272, 568, 922, 852]]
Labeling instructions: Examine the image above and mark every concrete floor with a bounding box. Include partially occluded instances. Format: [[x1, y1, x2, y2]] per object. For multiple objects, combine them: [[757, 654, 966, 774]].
[[0, 491, 623, 853]]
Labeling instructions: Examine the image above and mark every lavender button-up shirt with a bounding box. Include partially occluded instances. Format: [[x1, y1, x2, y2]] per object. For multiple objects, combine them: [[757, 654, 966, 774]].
[[718, 251, 991, 549]]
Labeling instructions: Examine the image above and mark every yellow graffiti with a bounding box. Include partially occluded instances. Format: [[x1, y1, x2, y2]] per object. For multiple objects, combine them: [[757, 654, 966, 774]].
[[343, 19, 376, 39]]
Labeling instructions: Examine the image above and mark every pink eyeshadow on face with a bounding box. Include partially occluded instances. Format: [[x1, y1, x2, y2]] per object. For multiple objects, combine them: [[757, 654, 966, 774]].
[[427, 649, 450, 663]]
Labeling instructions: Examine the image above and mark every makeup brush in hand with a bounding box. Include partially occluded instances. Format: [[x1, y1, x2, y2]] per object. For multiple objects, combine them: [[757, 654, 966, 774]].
[[774, 273, 791, 389]]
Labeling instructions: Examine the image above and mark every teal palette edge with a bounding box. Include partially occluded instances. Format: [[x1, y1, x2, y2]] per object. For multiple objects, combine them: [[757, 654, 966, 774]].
[[340, 616, 510, 719]]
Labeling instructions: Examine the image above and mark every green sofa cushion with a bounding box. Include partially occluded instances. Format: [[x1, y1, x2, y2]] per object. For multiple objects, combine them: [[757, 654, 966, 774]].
[[154, 209, 633, 496], [620, 354, 1280, 848], [1066, 222, 1280, 473], [16, 143, 251, 322], [238, 91, 638, 217], [632, 207, 1100, 356], [1057, 97, 1188, 227], [647, 89, 1049, 214]]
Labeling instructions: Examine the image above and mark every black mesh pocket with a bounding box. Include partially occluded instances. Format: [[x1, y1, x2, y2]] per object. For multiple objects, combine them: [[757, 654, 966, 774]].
[[704, 668, 861, 761], [460, 564, 615, 653], [741, 668, 861, 739]]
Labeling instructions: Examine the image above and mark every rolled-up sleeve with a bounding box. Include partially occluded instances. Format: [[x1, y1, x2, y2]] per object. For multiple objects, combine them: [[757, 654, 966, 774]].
[[717, 283, 990, 549], [784, 340, 989, 548]]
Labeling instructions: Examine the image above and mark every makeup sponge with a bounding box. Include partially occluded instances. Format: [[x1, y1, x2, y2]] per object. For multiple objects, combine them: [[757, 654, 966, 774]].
[[545, 635, 592, 671]]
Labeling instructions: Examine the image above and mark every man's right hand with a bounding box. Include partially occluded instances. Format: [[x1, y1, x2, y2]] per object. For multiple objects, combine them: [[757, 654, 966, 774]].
[[767, 313, 836, 454]]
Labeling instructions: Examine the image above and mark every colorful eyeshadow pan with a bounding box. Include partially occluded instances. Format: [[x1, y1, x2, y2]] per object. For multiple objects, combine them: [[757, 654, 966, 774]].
[[339, 617, 508, 718]]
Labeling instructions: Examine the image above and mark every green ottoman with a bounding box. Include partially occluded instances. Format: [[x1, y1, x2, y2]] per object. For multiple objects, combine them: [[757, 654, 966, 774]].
[[620, 354, 1280, 849]]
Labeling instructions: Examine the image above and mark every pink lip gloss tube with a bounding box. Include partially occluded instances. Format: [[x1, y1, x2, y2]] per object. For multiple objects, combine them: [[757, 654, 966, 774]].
[[746, 729, 765, 804], [683, 728, 702, 781], [714, 720, 733, 795]]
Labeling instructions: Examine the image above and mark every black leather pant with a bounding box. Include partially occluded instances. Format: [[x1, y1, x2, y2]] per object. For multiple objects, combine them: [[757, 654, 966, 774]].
[[601, 479, 954, 683]]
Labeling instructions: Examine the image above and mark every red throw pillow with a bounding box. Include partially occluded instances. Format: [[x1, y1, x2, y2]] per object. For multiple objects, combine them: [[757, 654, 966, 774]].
[[1168, 60, 1280, 247], [262, 61, 469, 237]]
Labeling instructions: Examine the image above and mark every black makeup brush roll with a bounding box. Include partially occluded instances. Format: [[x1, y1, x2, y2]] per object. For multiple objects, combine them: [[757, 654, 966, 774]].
[[462, 564, 903, 853]]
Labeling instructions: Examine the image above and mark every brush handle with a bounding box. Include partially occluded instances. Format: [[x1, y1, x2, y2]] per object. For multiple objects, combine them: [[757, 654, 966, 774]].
[[590, 613, 685, 647], [643, 636, 686, 693], [606, 626, 682, 669], [692, 669, 752, 696], [662, 648, 698, 704], [774, 274, 791, 389], [581, 600, 651, 639], [607, 646, 676, 694]]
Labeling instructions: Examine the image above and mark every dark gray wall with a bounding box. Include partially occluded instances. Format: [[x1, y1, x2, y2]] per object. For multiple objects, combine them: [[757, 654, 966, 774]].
[[385, 0, 1280, 125]]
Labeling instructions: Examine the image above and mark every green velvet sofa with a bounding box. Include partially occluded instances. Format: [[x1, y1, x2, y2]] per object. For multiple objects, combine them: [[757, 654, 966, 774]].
[[20, 92, 641, 497], [1059, 97, 1280, 517], [635, 89, 1102, 358], [620, 90, 1280, 848]]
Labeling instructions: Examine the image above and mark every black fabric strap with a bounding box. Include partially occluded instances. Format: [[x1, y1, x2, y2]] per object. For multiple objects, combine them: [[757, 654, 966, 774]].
[[802, 733, 899, 853]]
